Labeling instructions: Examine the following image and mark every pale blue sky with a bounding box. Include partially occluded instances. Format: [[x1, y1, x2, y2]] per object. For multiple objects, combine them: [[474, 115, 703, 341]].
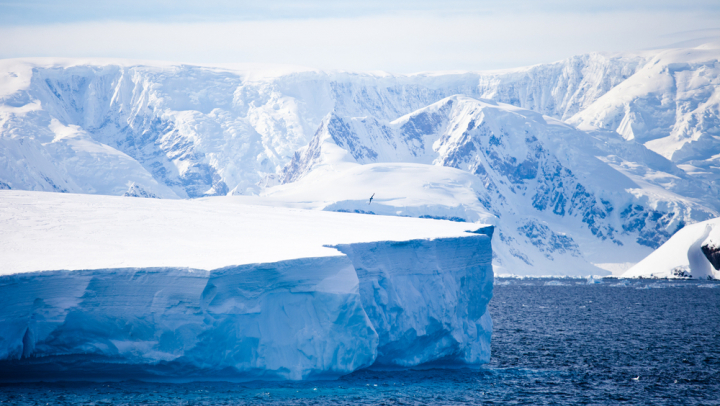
[[2, 1, 719, 24], [1, 1, 719, 72]]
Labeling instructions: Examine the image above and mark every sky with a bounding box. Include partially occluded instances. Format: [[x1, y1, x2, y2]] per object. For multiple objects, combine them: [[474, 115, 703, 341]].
[[0, 1, 719, 73]]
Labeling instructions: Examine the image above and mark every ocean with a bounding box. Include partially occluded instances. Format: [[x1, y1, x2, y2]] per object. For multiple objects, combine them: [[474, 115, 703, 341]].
[[1, 278, 718, 405]]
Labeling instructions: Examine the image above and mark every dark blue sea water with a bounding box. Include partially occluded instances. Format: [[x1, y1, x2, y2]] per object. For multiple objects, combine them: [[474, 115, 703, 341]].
[[1, 278, 718, 405]]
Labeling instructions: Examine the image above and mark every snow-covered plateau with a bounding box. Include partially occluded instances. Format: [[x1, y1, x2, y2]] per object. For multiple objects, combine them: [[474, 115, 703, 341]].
[[0, 190, 493, 381], [2, 42, 720, 275]]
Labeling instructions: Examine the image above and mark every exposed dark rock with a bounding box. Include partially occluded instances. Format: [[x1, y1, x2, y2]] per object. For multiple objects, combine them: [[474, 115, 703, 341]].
[[419, 215, 466, 223], [123, 183, 158, 198], [334, 209, 376, 215], [469, 225, 494, 238], [671, 266, 691, 278], [701, 243, 720, 270]]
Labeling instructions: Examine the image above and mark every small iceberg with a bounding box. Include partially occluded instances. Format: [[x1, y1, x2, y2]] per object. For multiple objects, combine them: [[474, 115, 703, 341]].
[[586, 276, 603, 284], [544, 280, 569, 286], [609, 280, 633, 287]]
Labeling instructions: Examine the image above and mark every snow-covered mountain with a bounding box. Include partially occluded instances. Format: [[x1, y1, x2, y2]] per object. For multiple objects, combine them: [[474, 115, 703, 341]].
[[0, 52, 668, 198], [1, 43, 719, 275], [569, 42, 720, 186], [278, 95, 716, 274]]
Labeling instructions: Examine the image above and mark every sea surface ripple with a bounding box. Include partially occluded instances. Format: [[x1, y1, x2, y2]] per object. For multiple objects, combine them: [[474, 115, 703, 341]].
[[1, 278, 718, 405]]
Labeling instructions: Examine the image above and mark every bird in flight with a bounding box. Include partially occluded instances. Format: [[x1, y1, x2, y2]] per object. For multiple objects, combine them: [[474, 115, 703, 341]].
[[368, 193, 375, 205]]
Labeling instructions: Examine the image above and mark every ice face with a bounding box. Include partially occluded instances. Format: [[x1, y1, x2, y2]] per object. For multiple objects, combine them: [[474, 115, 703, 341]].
[[0, 235, 493, 381], [0, 258, 377, 381], [197, 257, 378, 380], [333, 235, 494, 367]]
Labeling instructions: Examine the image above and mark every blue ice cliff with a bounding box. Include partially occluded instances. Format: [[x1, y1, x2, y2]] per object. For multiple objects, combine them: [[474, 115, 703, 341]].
[[0, 193, 493, 381]]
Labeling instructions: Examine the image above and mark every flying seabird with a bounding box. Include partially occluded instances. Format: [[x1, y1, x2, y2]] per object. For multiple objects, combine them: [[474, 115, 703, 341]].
[[368, 193, 375, 205]]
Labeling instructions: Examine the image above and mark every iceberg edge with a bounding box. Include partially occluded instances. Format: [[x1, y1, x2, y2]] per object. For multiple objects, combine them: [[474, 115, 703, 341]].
[[0, 234, 493, 381]]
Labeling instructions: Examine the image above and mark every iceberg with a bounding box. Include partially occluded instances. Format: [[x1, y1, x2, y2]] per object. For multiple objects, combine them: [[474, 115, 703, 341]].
[[0, 190, 493, 381], [623, 217, 720, 280]]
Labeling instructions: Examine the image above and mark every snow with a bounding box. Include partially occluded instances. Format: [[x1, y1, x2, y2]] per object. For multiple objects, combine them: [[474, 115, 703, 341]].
[[261, 162, 497, 223], [1, 43, 719, 278], [0, 190, 481, 275], [569, 45, 720, 181], [623, 217, 720, 280], [4, 39, 720, 382], [0, 190, 493, 380], [277, 94, 718, 275]]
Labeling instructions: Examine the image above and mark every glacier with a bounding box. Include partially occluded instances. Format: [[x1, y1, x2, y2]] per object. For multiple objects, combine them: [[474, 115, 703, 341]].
[[0, 191, 493, 381]]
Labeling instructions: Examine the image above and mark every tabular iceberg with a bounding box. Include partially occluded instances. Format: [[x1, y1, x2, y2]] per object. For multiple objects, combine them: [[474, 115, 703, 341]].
[[0, 191, 493, 381]]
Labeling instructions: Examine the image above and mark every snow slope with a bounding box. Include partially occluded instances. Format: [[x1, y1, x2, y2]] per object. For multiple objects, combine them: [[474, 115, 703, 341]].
[[0, 190, 493, 380], [263, 162, 496, 223], [277, 95, 716, 274], [570, 43, 720, 185], [623, 217, 720, 279]]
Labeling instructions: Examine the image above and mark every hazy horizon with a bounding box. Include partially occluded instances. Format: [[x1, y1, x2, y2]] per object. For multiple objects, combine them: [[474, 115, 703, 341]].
[[1, 1, 719, 73]]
